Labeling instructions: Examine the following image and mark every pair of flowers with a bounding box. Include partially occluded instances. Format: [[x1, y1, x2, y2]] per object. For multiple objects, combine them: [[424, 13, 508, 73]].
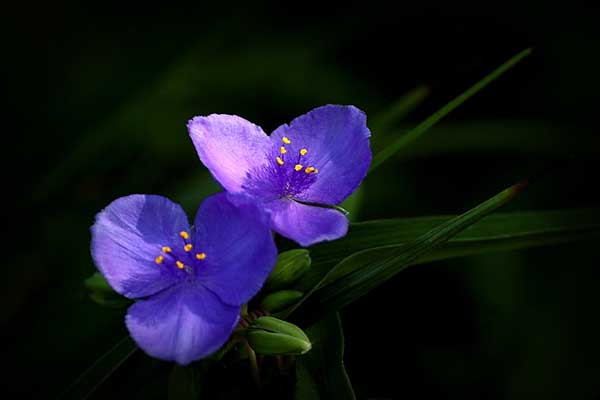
[[91, 105, 372, 364]]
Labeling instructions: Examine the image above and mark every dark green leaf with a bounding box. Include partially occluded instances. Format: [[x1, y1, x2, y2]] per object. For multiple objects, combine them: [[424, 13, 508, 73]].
[[288, 180, 529, 318], [295, 313, 355, 400], [84, 272, 112, 292], [295, 362, 321, 400], [370, 48, 532, 172], [84, 272, 131, 308], [299, 208, 600, 290]]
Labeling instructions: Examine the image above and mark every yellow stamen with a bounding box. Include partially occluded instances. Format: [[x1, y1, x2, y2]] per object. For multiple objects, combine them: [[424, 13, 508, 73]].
[[304, 166, 315, 174], [294, 164, 303, 171], [162, 246, 172, 253], [276, 156, 284, 166], [280, 146, 287, 154], [313, 168, 319, 174], [282, 136, 291, 144], [179, 231, 189, 240], [196, 252, 207, 260], [155, 255, 164, 264], [300, 148, 308, 156], [184, 244, 193, 252], [176, 260, 185, 269]]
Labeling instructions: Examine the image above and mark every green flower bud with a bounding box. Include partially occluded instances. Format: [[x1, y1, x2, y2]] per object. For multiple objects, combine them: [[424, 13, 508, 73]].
[[247, 316, 311, 355], [264, 249, 311, 291], [260, 290, 304, 312]]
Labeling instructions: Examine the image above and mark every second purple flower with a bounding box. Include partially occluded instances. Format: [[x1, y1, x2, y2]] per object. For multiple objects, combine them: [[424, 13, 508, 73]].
[[187, 105, 372, 247]]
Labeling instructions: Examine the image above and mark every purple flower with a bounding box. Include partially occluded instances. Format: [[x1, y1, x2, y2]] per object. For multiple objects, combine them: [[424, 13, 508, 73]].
[[90, 192, 277, 365], [187, 105, 372, 247]]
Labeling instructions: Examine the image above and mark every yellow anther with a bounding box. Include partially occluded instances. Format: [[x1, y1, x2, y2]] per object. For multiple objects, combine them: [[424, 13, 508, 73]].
[[280, 146, 287, 154], [176, 260, 185, 269], [161, 246, 172, 253], [313, 168, 319, 174], [196, 252, 207, 260], [184, 244, 193, 252], [179, 231, 189, 240], [304, 166, 315, 174], [276, 156, 284, 166], [300, 148, 308, 156], [282, 136, 291, 144], [294, 164, 303, 171], [155, 255, 164, 264]]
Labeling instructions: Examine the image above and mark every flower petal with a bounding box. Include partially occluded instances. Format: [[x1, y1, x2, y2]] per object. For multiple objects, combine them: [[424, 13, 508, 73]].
[[125, 283, 239, 365], [270, 104, 372, 205], [192, 193, 277, 306], [188, 114, 272, 192], [268, 199, 349, 247], [91, 195, 189, 299]]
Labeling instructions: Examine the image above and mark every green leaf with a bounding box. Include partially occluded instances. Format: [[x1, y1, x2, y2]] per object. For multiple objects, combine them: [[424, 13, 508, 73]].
[[168, 365, 204, 400], [299, 208, 600, 290], [295, 313, 355, 400], [295, 362, 321, 400], [370, 48, 532, 172], [84, 272, 112, 292], [287, 179, 529, 318], [84, 272, 131, 308], [59, 336, 137, 399]]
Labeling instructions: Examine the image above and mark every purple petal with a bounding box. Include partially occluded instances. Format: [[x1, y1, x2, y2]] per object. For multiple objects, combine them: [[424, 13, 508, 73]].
[[187, 114, 272, 192], [268, 199, 349, 247], [91, 195, 189, 299], [192, 193, 277, 306], [125, 283, 239, 365], [270, 105, 372, 205]]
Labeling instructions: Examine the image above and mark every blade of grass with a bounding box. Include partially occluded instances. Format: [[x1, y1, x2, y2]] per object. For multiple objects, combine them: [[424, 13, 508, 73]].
[[298, 207, 600, 289], [303, 181, 530, 315], [370, 85, 430, 134], [59, 336, 137, 400], [284, 179, 529, 319], [369, 48, 532, 172]]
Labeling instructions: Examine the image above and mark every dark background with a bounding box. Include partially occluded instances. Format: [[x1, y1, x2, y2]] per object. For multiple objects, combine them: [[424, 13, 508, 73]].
[[5, 1, 600, 398]]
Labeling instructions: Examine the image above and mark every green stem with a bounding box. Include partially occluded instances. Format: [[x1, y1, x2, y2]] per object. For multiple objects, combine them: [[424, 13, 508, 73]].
[[244, 340, 261, 388]]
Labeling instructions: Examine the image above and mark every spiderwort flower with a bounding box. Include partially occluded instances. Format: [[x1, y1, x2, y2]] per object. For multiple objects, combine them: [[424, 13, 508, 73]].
[[90, 192, 277, 365], [187, 105, 372, 247]]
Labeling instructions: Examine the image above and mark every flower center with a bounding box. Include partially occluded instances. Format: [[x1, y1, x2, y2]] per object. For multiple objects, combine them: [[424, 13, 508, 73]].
[[275, 136, 319, 175], [242, 135, 320, 201], [153, 230, 207, 271]]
